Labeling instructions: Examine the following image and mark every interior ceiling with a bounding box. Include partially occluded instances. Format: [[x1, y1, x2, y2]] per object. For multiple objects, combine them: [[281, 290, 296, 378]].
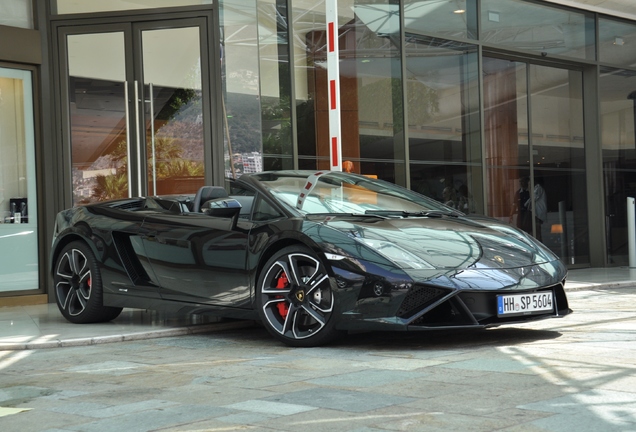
[[544, 0, 636, 21]]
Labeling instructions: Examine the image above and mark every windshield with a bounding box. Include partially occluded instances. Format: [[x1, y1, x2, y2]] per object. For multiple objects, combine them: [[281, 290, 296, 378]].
[[251, 171, 458, 216]]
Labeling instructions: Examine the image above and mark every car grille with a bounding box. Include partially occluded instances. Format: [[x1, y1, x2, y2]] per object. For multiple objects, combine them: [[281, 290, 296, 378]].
[[407, 284, 570, 328], [397, 284, 448, 318]]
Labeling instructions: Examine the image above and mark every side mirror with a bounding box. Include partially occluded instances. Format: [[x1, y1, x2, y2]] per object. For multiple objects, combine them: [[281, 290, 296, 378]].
[[201, 198, 242, 218]]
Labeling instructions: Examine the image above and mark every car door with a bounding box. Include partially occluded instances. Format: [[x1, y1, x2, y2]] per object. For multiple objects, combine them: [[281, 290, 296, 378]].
[[139, 203, 252, 307]]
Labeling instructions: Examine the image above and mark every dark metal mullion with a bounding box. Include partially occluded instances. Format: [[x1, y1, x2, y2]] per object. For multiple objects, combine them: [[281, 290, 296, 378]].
[[284, 0, 298, 171], [526, 63, 537, 239], [399, 0, 410, 189], [209, 9, 225, 186], [130, 23, 145, 197]]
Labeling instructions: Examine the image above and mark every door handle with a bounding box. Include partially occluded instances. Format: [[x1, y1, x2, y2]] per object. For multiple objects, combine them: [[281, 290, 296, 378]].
[[148, 82, 156, 196], [125, 81, 132, 198], [134, 80, 143, 197]]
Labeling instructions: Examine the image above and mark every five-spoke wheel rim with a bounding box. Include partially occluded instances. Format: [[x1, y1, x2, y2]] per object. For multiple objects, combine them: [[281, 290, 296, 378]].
[[55, 248, 92, 317], [260, 253, 334, 340]]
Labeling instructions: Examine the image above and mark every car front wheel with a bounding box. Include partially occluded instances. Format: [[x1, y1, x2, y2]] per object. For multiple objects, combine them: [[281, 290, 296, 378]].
[[256, 245, 342, 347], [54, 241, 122, 324]]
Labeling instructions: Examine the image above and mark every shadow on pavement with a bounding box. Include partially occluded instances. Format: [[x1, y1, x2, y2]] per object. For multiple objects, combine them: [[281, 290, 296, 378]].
[[199, 324, 563, 350]]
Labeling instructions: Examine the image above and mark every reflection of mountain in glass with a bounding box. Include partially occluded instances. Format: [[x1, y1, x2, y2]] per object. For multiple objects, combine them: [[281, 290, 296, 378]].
[[224, 91, 262, 154]]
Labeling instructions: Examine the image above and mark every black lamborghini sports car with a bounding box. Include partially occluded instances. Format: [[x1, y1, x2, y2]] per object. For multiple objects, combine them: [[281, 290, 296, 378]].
[[51, 170, 571, 346]]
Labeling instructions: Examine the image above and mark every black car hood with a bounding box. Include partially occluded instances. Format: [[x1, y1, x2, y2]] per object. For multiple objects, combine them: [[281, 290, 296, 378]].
[[314, 214, 557, 272]]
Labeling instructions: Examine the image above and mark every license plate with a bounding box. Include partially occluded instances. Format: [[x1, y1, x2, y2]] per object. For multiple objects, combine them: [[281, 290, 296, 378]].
[[497, 292, 553, 316]]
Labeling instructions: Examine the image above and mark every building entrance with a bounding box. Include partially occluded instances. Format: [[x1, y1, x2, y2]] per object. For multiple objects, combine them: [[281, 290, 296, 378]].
[[56, 16, 215, 205], [484, 56, 590, 266]]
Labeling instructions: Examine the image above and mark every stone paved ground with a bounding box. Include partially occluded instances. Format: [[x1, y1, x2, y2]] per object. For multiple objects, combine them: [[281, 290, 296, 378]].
[[1, 287, 635, 431]]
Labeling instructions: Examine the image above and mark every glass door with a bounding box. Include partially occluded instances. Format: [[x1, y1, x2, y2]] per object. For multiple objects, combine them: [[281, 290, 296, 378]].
[[0, 67, 39, 292], [528, 65, 588, 265], [60, 18, 210, 205], [484, 57, 590, 265], [138, 23, 207, 196]]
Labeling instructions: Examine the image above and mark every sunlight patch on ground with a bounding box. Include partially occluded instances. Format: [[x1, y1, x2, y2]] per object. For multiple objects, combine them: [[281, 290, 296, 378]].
[[0, 407, 31, 417]]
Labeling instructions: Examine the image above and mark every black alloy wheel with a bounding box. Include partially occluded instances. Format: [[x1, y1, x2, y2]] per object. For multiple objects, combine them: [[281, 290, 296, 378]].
[[257, 245, 342, 347], [54, 241, 122, 324]]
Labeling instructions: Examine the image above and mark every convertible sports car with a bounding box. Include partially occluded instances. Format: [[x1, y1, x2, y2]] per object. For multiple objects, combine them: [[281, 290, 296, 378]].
[[51, 170, 571, 346]]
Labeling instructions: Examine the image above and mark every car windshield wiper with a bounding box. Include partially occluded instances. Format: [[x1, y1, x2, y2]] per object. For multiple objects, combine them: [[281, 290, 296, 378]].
[[364, 210, 461, 218], [307, 212, 389, 219]]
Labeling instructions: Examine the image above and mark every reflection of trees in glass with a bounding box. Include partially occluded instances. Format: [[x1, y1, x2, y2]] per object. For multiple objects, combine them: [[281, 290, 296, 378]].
[[93, 172, 128, 202], [156, 88, 199, 122], [407, 73, 440, 124], [359, 76, 440, 127], [262, 95, 292, 171], [145, 136, 205, 190], [92, 140, 127, 202], [153, 158, 204, 179], [90, 136, 204, 202]]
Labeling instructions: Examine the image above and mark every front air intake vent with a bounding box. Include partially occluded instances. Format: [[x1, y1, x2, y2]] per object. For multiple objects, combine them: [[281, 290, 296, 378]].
[[397, 285, 447, 318]]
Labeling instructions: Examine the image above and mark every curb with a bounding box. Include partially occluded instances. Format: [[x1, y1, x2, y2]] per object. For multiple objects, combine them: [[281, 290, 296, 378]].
[[564, 280, 636, 292], [0, 320, 256, 351]]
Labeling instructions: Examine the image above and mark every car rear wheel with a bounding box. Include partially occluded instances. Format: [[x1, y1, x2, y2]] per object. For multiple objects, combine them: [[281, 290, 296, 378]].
[[54, 241, 122, 324], [256, 245, 342, 347]]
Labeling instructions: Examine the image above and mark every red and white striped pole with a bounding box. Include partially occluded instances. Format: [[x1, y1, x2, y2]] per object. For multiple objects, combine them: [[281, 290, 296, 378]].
[[326, 0, 342, 172]]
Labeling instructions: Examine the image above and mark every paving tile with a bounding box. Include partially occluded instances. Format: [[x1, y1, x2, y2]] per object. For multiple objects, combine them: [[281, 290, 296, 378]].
[[48, 402, 111, 417], [64, 361, 144, 376], [0, 386, 58, 405], [212, 370, 307, 389], [307, 369, 428, 388], [519, 388, 636, 425], [65, 404, 229, 432], [41, 390, 88, 400], [84, 399, 180, 418], [1, 410, 89, 432], [250, 406, 397, 432], [264, 388, 414, 413], [153, 335, 236, 349], [369, 377, 468, 399], [162, 382, 275, 406], [374, 410, 515, 432], [215, 411, 279, 424], [225, 399, 317, 416], [442, 357, 535, 373], [350, 357, 448, 371], [529, 411, 634, 432]]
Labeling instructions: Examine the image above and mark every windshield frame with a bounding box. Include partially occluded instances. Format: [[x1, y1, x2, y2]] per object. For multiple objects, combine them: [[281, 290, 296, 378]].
[[247, 171, 460, 217]]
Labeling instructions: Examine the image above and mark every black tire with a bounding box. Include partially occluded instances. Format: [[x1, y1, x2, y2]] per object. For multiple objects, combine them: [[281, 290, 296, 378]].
[[53, 241, 122, 324], [256, 245, 342, 347]]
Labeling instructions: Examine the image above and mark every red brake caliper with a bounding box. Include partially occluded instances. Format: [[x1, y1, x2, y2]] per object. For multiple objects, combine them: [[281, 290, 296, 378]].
[[275, 272, 290, 319]]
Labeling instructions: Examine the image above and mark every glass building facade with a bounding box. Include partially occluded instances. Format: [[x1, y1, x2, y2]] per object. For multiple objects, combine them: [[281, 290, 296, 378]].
[[215, 0, 634, 268], [2, 0, 636, 301]]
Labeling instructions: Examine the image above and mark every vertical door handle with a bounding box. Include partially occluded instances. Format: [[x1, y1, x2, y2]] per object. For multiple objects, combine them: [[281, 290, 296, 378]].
[[134, 80, 143, 197], [124, 81, 132, 198], [148, 83, 156, 196]]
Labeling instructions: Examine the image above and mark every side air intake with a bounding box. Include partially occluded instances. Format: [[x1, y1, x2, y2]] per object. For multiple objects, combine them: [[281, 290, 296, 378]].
[[111, 232, 152, 286]]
